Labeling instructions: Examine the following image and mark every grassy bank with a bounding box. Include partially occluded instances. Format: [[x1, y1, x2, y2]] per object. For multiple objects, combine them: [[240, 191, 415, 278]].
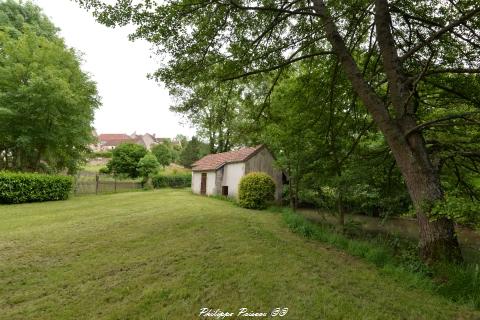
[[0, 190, 478, 319], [279, 207, 480, 309]]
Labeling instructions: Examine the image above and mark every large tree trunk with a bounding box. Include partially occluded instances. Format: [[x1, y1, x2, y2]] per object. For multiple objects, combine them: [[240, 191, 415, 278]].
[[372, 0, 462, 263], [388, 135, 462, 263], [313, 0, 463, 263]]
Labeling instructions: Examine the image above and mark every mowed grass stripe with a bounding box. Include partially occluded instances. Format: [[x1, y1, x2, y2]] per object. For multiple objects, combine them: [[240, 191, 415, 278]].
[[0, 189, 478, 319]]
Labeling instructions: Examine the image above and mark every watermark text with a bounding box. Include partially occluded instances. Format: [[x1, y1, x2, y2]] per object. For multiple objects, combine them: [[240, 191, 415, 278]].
[[199, 307, 288, 319]]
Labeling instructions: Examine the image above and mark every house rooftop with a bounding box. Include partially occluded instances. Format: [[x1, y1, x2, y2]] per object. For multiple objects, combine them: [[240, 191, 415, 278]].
[[98, 134, 131, 141], [192, 145, 264, 172]]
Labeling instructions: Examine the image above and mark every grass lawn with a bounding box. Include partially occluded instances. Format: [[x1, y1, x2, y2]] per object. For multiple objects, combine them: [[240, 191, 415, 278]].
[[0, 190, 478, 319], [161, 164, 191, 175], [82, 162, 107, 173]]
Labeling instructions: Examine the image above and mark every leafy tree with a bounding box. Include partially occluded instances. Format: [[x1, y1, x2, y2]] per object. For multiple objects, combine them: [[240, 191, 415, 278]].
[[171, 81, 244, 153], [261, 62, 383, 227], [0, 1, 99, 173], [0, 0, 57, 38], [179, 136, 207, 168], [106, 143, 147, 178], [138, 153, 160, 187], [174, 134, 188, 149], [151, 143, 173, 168], [76, 0, 480, 262]]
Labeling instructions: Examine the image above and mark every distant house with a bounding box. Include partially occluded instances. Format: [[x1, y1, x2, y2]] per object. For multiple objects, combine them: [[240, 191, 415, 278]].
[[155, 137, 183, 148], [97, 134, 133, 151], [93, 133, 161, 151], [191, 145, 283, 200], [131, 133, 157, 150]]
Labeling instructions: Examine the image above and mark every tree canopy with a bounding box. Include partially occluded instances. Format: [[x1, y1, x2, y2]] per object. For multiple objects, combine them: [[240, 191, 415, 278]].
[[179, 136, 208, 168], [0, 0, 99, 173], [76, 0, 480, 262], [151, 143, 173, 168], [106, 143, 147, 178], [0, 0, 57, 38], [138, 153, 160, 180]]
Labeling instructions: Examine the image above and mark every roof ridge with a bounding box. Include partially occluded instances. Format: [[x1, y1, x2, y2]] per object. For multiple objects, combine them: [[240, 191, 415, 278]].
[[192, 145, 265, 171]]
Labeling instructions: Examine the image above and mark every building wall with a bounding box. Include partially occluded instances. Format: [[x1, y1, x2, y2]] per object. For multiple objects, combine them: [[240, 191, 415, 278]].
[[191, 171, 217, 195], [215, 167, 224, 195], [191, 172, 202, 194], [244, 148, 283, 200], [206, 171, 216, 195], [222, 162, 245, 198], [142, 135, 157, 150]]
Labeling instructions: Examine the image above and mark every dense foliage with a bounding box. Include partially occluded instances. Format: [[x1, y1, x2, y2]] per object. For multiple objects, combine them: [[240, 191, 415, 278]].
[[0, 0, 57, 38], [76, 0, 480, 261], [0, 0, 99, 173], [151, 143, 173, 168], [179, 136, 208, 168], [137, 153, 160, 181], [171, 82, 245, 153], [0, 171, 73, 204], [105, 143, 147, 178], [152, 173, 191, 188], [238, 172, 276, 210]]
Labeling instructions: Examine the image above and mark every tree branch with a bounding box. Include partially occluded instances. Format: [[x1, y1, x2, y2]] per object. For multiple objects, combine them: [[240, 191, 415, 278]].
[[227, 0, 318, 17], [221, 51, 333, 81], [405, 111, 480, 137], [312, 0, 396, 137], [424, 68, 480, 76], [400, 6, 480, 62]]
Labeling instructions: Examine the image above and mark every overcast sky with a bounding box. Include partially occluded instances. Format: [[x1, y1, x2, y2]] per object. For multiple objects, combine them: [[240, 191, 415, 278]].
[[33, 0, 195, 138]]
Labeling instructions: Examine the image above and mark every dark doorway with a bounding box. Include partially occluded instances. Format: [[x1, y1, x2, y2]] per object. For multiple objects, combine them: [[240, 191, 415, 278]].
[[200, 173, 207, 195], [222, 186, 229, 196]]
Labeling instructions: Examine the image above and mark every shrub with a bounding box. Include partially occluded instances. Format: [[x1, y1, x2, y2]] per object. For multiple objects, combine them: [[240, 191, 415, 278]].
[[151, 144, 173, 168], [99, 166, 110, 174], [106, 143, 147, 178], [152, 173, 191, 188], [138, 154, 160, 179], [238, 172, 276, 209], [0, 171, 73, 204]]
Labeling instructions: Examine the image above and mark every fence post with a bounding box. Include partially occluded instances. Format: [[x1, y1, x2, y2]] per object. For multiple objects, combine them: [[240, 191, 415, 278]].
[[95, 174, 99, 195], [74, 174, 78, 195]]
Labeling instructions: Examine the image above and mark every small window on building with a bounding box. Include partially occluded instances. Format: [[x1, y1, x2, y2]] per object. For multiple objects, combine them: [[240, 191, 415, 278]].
[[222, 186, 229, 196]]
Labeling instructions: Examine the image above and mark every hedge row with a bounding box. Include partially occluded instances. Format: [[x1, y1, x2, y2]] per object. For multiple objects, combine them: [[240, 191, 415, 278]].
[[0, 172, 73, 204], [152, 173, 191, 188]]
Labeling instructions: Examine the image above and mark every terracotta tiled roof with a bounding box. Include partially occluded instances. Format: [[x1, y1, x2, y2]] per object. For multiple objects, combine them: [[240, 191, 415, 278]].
[[192, 145, 264, 171], [98, 134, 134, 147], [98, 134, 132, 142]]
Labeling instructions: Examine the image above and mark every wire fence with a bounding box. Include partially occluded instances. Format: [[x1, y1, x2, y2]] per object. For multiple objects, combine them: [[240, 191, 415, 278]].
[[74, 172, 142, 195]]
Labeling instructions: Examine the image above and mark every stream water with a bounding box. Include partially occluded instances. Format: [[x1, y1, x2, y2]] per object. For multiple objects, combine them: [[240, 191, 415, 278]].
[[300, 209, 480, 263]]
